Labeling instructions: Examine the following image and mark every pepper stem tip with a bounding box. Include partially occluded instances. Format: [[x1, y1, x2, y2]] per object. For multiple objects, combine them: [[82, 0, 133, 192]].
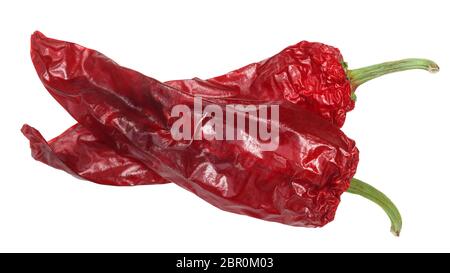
[[346, 178, 402, 237], [348, 58, 439, 89]]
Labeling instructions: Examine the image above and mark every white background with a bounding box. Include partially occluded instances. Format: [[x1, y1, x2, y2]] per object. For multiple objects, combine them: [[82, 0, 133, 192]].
[[0, 0, 448, 252]]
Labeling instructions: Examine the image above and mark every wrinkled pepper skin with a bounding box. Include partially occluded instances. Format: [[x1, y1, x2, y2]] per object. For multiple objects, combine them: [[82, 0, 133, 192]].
[[24, 40, 354, 186], [166, 41, 354, 127], [22, 123, 163, 186], [24, 32, 359, 227]]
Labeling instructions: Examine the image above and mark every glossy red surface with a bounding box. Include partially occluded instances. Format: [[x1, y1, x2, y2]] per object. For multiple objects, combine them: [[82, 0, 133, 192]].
[[167, 41, 354, 127], [23, 32, 359, 227], [22, 123, 165, 186], [24, 39, 356, 187]]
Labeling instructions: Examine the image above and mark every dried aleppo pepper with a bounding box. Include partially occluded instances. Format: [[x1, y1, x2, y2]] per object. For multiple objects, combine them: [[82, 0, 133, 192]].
[[24, 32, 435, 235]]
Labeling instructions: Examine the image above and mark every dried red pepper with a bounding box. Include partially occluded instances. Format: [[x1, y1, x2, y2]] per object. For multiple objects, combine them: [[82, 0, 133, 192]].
[[23, 121, 402, 233], [23, 32, 407, 234], [166, 41, 438, 127]]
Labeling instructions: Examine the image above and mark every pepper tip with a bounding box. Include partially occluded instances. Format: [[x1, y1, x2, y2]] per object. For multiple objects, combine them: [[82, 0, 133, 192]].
[[390, 225, 401, 237], [31, 30, 46, 41], [429, 62, 440, 73]]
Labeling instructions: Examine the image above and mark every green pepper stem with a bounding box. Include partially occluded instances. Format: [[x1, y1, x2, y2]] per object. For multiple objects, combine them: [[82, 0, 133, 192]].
[[347, 178, 402, 236], [348, 58, 439, 89]]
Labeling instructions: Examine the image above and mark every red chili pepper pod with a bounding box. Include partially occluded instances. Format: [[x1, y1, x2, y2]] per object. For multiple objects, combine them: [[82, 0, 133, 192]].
[[167, 42, 439, 127], [26, 31, 359, 227], [23, 124, 402, 234]]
